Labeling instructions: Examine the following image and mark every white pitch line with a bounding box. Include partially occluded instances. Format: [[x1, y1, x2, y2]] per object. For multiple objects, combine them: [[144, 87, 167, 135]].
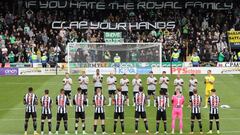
[[1, 117, 240, 121], [0, 131, 240, 135]]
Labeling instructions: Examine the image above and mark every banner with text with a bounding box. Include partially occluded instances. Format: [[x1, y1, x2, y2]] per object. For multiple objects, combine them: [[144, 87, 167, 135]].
[[104, 32, 123, 43], [25, 1, 233, 10], [228, 31, 240, 48]]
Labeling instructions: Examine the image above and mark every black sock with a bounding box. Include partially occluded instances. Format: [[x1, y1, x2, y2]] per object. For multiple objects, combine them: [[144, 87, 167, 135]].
[[144, 120, 149, 130], [121, 121, 124, 132], [48, 121, 52, 132], [191, 121, 194, 132], [101, 125, 105, 132], [156, 122, 159, 132], [64, 121, 68, 131], [56, 121, 60, 131], [164, 121, 167, 132], [82, 120, 85, 131], [41, 121, 44, 132], [24, 120, 29, 131], [33, 120, 37, 131], [198, 121, 202, 132], [114, 121, 117, 132], [75, 120, 79, 131], [209, 121, 213, 130], [94, 125, 97, 132], [135, 120, 139, 130], [216, 121, 220, 130]]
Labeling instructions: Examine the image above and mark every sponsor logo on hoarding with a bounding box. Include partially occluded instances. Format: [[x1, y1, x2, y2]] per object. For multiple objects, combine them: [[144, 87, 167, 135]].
[[116, 68, 137, 74], [221, 67, 240, 74], [217, 62, 240, 67], [0, 68, 18, 76], [137, 68, 152, 74], [172, 67, 202, 74]]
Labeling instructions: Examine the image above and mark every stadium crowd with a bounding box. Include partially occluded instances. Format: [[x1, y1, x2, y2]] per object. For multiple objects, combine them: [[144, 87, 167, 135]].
[[0, 1, 240, 66]]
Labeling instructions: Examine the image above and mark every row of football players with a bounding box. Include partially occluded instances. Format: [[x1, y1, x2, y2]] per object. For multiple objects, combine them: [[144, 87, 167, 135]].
[[63, 69, 194, 107], [24, 83, 220, 135]]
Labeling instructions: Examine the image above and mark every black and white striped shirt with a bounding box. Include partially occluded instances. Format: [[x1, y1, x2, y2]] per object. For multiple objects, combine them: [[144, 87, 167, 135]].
[[24, 93, 38, 113], [156, 95, 167, 112], [114, 93, 125, 113], [93, 95, 105, 113], [135, 92, 146, 112], [190, 95, 202, 114], [56, 94, 69, 114], [208, 95, 220, 114], [73, 93, 86, 112], [40, 95, 52, 114]]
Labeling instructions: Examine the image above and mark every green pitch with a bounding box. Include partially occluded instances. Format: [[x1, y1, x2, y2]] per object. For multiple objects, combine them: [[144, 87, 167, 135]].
[[0, 74, 240, 135]]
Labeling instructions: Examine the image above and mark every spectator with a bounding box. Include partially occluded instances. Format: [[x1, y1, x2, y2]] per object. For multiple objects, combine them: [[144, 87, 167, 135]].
[[8, 51, 15, 63], [191, 52, 201, 67], [218, 51, 225, 62]]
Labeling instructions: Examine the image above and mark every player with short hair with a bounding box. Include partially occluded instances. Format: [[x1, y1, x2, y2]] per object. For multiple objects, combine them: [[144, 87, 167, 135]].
[[174, 74, 184, 93], [171, 88, 185, 134], [78, 71, 89, 106], [207, 89, 220, 134], [93, 69, 103, 93], [93, 88, 107, 134], [113, 87, 126, 134], [189, 74, 198, 98], [55, 89, 69, 135], [73, 87, 87, 135], [120, 74, 130, 106], [23, 87, 39, 135], [107, 72, 117, 106], [132, 74, 142, 106], [159, 71, 170, 107], [63, 72, 73, 106], [155, 90, 168, 134], [40, 89, 52, 135], [189, 89, 203, 134], [134, 86, 149, 134], [204, 70, 215, 108], [147, 71, 157, 107]]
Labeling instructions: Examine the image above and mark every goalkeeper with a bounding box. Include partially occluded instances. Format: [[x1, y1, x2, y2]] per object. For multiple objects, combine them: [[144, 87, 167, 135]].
[[204, 70, 215, 108]]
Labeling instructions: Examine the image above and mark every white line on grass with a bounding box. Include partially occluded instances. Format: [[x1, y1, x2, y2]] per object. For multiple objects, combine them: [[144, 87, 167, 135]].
[[1, 117, 240, 121], [0, 131, 240, 135]]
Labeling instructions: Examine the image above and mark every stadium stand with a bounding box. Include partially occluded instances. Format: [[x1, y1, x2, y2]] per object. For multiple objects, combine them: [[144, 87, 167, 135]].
[[0, 0, 240, 66]]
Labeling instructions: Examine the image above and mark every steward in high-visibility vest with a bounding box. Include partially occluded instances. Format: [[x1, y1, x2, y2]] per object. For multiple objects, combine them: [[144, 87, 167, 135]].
[[31, 53, 38, 63], [172, 49, 179, 62], [191, 53, 200, 67], [114, 53, 121, 67], [238, 51, 240, 61], [114, 53, 121, 63], [41, 54, 48, 67]]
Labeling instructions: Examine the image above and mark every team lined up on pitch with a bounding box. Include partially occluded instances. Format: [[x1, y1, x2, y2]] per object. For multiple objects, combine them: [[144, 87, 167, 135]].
[[23, 69, 220, 135]]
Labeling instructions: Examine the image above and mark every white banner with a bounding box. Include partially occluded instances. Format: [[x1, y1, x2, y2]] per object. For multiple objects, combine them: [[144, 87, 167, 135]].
[[19, 68, 67, 75], [85, 68, 115, 75], [220, 67, 240, 74], [152, 67, 171, 74]]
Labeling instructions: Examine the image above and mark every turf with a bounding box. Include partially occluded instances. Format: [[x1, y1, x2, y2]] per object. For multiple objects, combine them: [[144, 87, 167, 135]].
[[0, 74, 239, 135]]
